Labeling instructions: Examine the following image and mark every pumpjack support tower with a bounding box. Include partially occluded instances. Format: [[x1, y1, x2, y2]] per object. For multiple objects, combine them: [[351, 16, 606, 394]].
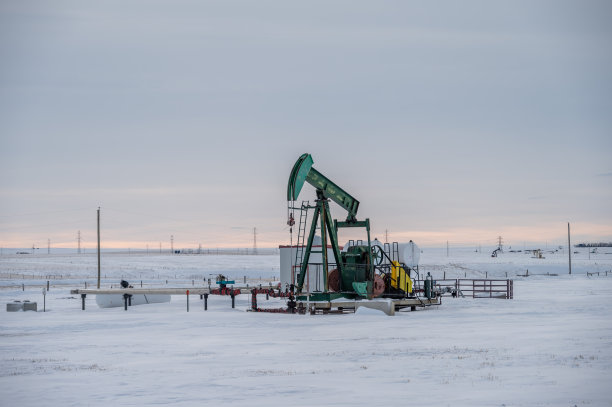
[[287, 153, 380, 300]]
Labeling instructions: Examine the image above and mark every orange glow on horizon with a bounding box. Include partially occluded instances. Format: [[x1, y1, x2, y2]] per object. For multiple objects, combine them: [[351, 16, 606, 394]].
[[2, 221, 610, 250]]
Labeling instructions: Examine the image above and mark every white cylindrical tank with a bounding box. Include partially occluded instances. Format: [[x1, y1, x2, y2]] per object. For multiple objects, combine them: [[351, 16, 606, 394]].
[[397, 241, 420, 268]]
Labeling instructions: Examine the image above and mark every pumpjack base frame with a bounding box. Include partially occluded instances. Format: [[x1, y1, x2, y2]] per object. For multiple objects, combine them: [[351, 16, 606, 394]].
[[297, 296, 441, 316], [296, 292, 356, 302]]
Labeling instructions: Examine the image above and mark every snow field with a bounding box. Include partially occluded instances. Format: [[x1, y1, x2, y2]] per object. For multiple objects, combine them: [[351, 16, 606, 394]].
[[1, 250, 611, 406]]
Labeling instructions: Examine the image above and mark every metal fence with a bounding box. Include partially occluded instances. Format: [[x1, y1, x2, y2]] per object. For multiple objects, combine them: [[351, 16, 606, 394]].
[[415, 278, 513, 299]]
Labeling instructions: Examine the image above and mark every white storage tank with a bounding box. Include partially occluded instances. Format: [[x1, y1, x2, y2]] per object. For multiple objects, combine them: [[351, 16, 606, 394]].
[[396, 241, 420, 268], [279, 237, 342, 292]]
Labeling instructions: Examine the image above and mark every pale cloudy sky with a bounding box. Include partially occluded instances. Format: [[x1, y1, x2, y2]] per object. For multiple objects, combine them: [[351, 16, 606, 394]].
[[1, 1, 611, 249]]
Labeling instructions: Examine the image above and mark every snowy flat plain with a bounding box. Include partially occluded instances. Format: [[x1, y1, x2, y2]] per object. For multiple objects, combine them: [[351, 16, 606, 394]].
[[1, 248, 611, 406]]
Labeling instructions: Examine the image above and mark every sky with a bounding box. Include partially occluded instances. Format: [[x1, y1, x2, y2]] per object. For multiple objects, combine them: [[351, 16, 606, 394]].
[[1, 0, 611, 250]]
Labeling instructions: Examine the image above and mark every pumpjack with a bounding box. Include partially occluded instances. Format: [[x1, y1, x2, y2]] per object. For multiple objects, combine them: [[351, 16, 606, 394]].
[[287, 153, 416, 302]]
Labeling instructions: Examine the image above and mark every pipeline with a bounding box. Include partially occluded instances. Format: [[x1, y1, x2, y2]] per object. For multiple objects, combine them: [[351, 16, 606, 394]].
[[210, 288, 242, 296], [250, 288, 297, 313], [250, 288, 292, 298]]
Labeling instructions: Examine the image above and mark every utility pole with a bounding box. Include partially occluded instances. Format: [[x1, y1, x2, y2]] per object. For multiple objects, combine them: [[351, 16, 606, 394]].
[[568, 222, 572, 275], [171, 235, 174, 254], [198, 243, 202, 254], [97, 207, 101, 289], [253, 227, 258, 255], [77, 230, 81, 254], [47, 239, 50, 254], [159, 242, 162, 254], [385, 229, 388, 244], [146, 244, 149, 255], [497, 236, 503, 252], [446, 241, 449, 257]]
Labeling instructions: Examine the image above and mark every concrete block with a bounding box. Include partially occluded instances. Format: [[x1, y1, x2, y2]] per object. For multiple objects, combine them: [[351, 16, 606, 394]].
[[23, 301, 37, 311], [6, 302, 23, 312]]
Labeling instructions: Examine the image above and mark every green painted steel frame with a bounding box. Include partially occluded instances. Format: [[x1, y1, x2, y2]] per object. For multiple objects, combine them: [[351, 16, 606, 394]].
[[287, 153, 360, 222], [305, 167, 359, 222], [296, 196, 343, 294], [335, 218, 374, 298], [287, 153, 313, 201], [287, 153, 372, 298]]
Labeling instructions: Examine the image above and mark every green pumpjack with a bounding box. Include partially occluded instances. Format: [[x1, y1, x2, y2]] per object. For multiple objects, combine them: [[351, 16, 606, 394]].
[[287, 153, 374, 301]]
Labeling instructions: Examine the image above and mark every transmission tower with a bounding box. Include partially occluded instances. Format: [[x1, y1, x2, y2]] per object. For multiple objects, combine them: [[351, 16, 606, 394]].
[[77, 230, 81, 254], [497, 236, 503, 252], [47, 239, 50, 254], [385, 229, 388, 244], [253, 227, 258, 255], [171, 235, 174, 254]]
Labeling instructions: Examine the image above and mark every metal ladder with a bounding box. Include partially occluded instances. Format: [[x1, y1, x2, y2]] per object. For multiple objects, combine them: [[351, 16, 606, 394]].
[[294, 201, 310, 268]]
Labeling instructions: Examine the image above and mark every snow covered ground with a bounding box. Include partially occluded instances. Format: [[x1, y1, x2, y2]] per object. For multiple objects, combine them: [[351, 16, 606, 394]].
[[1, 249, 611, 406]]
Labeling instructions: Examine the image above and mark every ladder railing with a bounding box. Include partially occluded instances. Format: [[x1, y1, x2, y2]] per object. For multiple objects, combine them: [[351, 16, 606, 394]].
[[294, 201, 310, 269]]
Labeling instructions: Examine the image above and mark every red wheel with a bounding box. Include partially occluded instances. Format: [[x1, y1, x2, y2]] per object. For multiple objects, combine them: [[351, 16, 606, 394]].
[[373, 274, 385, 297], [328, 269, 341, 292]]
